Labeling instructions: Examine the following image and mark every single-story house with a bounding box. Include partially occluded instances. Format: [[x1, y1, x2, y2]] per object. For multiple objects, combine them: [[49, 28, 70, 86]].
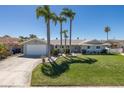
[[21, 38, 124, 57], [106, 40, 124, 53], [22, 38, 48, 57], [22, 38, 85, 56], [105, 40, 122, 48]]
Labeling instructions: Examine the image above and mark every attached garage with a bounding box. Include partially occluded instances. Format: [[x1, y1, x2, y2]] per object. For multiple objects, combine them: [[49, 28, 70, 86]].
[[22, 38, 48, 57]]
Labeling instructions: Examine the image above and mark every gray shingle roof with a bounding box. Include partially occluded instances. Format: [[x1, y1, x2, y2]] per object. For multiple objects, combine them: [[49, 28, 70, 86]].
[[51, 39, 86, 45], [21, 38, 124, 46], [0, 36, 19, 45], [21, 38, 47, 45], [83, 39, 103, 44]]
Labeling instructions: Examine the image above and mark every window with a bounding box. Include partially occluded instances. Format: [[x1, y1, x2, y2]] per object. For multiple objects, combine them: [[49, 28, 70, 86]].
[[55, 45, 57, 48], [96, 46, 100, 49], [87, 46, 90, 49]]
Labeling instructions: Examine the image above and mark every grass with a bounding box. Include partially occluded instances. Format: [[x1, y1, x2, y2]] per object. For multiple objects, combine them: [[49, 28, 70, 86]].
[[31, 54, 124, 86]]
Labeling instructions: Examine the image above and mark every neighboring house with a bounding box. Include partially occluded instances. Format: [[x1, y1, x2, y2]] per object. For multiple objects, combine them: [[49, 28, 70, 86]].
[[0, 36, 21, 54], [106, 40, 124, 53], [105, 40, 122, 48], [21, 38, 48, 57], [119, 40, 124, 52]]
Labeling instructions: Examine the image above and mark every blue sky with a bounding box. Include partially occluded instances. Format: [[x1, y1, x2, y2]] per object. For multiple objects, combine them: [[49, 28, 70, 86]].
[[0, 5, 124, 40]]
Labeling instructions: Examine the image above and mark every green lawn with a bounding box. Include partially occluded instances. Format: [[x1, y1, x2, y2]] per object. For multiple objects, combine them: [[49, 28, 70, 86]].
[[31, 54, 124, 86]]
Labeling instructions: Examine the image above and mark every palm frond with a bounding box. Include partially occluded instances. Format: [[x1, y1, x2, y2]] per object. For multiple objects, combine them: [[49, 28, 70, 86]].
[[50, 12, 57, 25], [44, 5, 50, 14], [104, 26, 111, 32], [61, 8, 76, 20], [57, 16, 67, 24], [62, 30, 68, 38], [36, 6, 48, 20]]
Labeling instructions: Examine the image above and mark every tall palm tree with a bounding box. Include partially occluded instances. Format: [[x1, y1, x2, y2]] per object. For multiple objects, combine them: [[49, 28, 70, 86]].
[[57, 15, 66, 54], [61, 8, 75, 54], [104, 26, 111, 41], [62, 30, 68, 53], [36, 5, 57, 58]]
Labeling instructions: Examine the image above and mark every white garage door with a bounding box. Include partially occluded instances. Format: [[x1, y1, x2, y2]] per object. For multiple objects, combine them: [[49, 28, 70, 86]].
[[26, 44, 47, 56]]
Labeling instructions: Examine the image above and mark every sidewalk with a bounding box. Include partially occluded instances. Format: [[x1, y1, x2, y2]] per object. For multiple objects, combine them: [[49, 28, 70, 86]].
[[121, 53, 124, 56]]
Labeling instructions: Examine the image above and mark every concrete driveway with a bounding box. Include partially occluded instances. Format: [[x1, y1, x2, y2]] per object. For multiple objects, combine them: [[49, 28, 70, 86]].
[[0, 55, 42, 87]]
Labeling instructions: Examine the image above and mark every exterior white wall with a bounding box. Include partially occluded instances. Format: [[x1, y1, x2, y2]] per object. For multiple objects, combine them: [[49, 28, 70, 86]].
[[109, 48, 123, 53], [71, 45, 81, 53], [23, 44, 27, 55], [23, 44, 47, 56], [53, 45, 81, 53], [81, 45, 105, 52]]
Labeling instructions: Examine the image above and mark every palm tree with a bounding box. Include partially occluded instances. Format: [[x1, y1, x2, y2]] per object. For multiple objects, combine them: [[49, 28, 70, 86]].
[[62, 30, 68, 53], [36, 5, 57, 58], [104, 26, 111, 41], [57, 15, 66, 54], [61, 8, 75, 54]]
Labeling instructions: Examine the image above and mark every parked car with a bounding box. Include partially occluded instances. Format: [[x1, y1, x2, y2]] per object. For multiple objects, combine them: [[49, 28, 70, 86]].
[[12, 48, 21, 54]]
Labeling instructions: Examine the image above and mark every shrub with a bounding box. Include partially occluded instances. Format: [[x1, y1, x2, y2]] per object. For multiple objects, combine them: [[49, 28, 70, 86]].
[[51, 49, 59, 56], [101, 49, 108, 54], [0, 44, 10, 59], [82, 49, 86, 54], [64, 48, 70, 54]]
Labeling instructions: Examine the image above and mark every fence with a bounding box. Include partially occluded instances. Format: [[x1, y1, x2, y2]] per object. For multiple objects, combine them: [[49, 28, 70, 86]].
[[109, 48, 123, 54]]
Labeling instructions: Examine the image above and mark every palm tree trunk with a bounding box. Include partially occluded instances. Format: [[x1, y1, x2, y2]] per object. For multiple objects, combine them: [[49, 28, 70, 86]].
[[65, 36, 66, 54], [47, 19, 51, 58], [107, 32, 108, 41], [69, 19, 72, 54], [60, 23, 62, 55]]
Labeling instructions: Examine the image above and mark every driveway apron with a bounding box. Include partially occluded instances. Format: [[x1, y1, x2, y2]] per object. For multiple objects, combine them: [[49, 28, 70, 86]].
[[0, 55, 42, 87]]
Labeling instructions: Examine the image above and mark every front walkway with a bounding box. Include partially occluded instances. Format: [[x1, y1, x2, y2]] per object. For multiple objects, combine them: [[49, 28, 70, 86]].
[[121, 53, 124, 56], [0, 55, 42, 87]]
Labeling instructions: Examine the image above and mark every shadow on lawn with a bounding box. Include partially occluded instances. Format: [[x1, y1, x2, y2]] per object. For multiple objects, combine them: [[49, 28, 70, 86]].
[[41, 56, 97, 78], [64, 56, 97, 64], [41, 61, 69, 78]]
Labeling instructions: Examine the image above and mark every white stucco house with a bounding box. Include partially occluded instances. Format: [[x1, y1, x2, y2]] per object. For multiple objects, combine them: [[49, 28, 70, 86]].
[[21, 38, 124, 57], [22, 38, 48, 57]]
